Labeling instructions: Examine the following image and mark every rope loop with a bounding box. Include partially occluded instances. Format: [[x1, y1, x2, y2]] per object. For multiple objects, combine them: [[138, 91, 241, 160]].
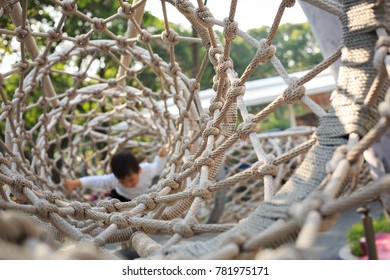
[[252, 161, 278, 179], [194, 156, 215, 170], [14, 26, 31, 42], [182, 155, 195, 171], [138, 29, 152, 44], [75, 35, 89, 47], [92, 17, 107, 32], [202, 126, 220, 138], [47, 29, 62, 42], [216, 57, 233, 77], [191, 188, 212, 200], [169, 62, 181, 75], [42, 190, 62, 204], [209, 100, 223, 114], [36, 200, 59, 219], [283, 78, 306, 104], [236, 121, 257, 140], [161, 29, 179, 45], [97, 200, 117, 213], [195, 6, 214, 29], [208, 46, 224, 66], [116, 35, 127, 49], [70, 201, 91, 220], [170, 217, 197, 238], [11, 176, 33, 193], [161, 176, 181, 190], [35, 55, 48, 67], [254, 39, 276, 63], [118, 2, 133, 18], [60, 1, 77, 16], [135, 192, 158, 210], [110, 213, 128, 229], [189, 79, 200, 92], [223, 18, 238, 41], [227, 80, 245, 101]]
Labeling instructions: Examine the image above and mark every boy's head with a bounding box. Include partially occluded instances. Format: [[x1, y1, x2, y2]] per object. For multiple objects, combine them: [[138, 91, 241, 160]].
[[110, 151, 142, 188]]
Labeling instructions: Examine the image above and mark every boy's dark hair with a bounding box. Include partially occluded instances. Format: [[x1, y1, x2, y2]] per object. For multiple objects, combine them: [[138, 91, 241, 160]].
[[110, 151, 139, 179]]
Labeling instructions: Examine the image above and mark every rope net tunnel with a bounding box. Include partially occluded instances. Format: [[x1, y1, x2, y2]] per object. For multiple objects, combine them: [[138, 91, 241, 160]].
[[1, 0, 390, 260]]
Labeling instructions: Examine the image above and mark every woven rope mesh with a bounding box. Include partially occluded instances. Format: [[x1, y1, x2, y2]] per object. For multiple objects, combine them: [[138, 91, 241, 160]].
[[1, 0, 390, 259]]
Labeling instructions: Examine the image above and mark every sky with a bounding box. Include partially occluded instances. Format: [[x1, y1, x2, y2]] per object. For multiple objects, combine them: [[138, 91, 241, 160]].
[[145, 0, 308, 31]]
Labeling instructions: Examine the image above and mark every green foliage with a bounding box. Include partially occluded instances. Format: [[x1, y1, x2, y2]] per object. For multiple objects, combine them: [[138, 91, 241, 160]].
[[347, 215, 390, 256]]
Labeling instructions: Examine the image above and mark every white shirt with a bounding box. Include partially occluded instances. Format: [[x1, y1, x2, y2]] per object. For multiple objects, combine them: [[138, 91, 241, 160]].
[[79, 155, 166, 200]]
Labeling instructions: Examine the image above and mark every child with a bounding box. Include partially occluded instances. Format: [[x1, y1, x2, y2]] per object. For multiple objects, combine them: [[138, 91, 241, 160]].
[[64, 146, 167, 202]]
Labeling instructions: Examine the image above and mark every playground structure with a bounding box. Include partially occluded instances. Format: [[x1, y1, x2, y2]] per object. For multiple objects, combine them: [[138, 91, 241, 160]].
[[1, 0, 390, 259]]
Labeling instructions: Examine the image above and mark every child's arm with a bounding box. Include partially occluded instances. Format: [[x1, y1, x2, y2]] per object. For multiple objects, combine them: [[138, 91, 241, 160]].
[[64, 179, 81, 192], [64, 174, 117, 192]]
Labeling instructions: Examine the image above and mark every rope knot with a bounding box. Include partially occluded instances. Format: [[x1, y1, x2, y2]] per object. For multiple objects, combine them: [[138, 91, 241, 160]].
[[116, 35, 127, 48], [170, 217, 197, 238], [43, 190, 62, 203], [189, 79, 200, 92], [97, 200, 117, 213], [14, 26, 31, 42], [92, 17, 106, 32], [254, 40, 276, 63], [283, 78, 305, 104], [107, 78, 117, 88], [118, 2, 133, 18], [11, 176, 33, 193], [169, 153, 181, 166], [169, 62, 181, 75], [202, 127, 220, 138], [60, 1, 77, 16], [223, 18, 238, 41], [216, 57, 233, 77], [161, 176, 181, 190], [47, 29, 62, 42], [35, 55, 48, 67], [142, 88, 152, 98], [159, 91, 169, 101], [191, 188, 212, 200], [151, 54, 162, 67], [135, 192, 158, 210], [161, 29, 179, 45], [36, 200, 58, 219], [236, 121, 257, 140], [110, 213, 128, 228], [75, 35, 89, 47], [209, 100, 223, 114], [208, 46, 224, 66], [70, 201, 91, 219], [138, 29, 152, 44], [227, 80, 245, 101], [252, 160, 278, 179], [195, 6, 214, 28], [182, 156, 195, 171], [194, 156, 215, 170]]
